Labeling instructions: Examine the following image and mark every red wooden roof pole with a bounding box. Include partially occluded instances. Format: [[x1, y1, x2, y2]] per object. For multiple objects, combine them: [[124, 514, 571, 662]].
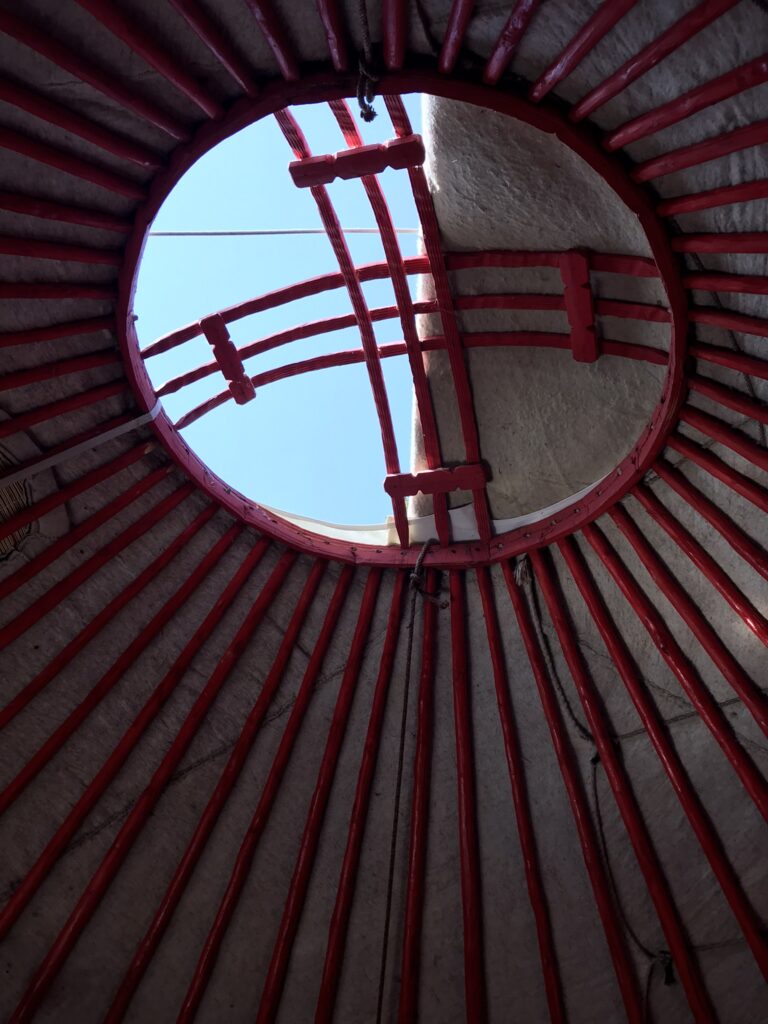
[[439, 0, 476, 73], [531, 548, 719, 1022], [0, 464, 172, 603], [167, 0, 259, 95], [256, 569, 384, 1021], [0, 125, 145, 197], [243, 0, 300, 81], [0, 488, 204, 729], [0, 441, 155, 549], [0, 350, 119, 391], [528, 0, 639, 102], [0, 382, 129, 440], [0, 190, 130, 232], [631, 484, 768, 647], [315, 572, 407, 1022], [177, 566, 355, 1022], [559, 536, 768, 981], [0, 9, 188, 137], [398, 569, 438, 1023], [583, 522, 768, 822], [0, 521, 251, 939], [0, 76, 161, 167], [654, 458, 768, 581], [634, 119, 768, 183], [382, 0, 407, 70], [73, 0, 223, 118], [483, 0, 541, 85], [570, 0, 741, 123], [0, 234, 121, 264], [672, 232, 768, 254], [0, 522, 244, 825], [502, 560, 644, 1024], [449, 570, 488, 1021], [315, 0, 349, 72], [667, 434, 768, 514], [475, 566, 566, 1023], [680, 406, 768, 474], [106, 558, 327, 1022], [0, 314, 114, 348], [10, 549, 297, 1024], [606, 54, 768, 151], [659, 179, 768, 216]]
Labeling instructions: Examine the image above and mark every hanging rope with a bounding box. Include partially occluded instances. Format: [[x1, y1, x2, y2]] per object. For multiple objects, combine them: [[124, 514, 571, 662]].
[[375, 540, 443, 1023], [355, 0, 378, 121]]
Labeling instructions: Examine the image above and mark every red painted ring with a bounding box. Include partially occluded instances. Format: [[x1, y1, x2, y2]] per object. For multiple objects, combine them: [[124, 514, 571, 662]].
[[117, 69, 688, 569]]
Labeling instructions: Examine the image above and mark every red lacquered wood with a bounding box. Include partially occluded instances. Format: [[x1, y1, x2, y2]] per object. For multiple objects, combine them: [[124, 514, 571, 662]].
[[483, 0, 541, 85], [654, 457, 768, 581], [243, 0, 300, 81], [691, 342, 768, 381], [0, 281, 116, 300], [0, 76, 161, 166], [0, 464, 172, 604], [681, 405, 768, 473], [0, 520, 240, 829], [502, 560, 644, 1024], [382, 0, 407, 70], [107, 560, 326, 1023], [0, 125, 146, 198], [608, 54, 768, 150], [177, 567, 354, 1022], [0, 487, 204, 730], [610, 501, 768, 733], [449, 571, 488, 1022], [672, 233, 768, 254], [167, 0, 258, 94], [689, 374, 768, 427], [668, 433, 768, 515], [0, 190, 129, 231], [256, 569, 383, 1022], [634, 119, 768, 182], [439, 0, 476, 74], [0, 9, 188, 138], [683, 272, 768, 295], [0, 382, 128, 440], [315, 0, 349, 71], [559, 535, 768, 981], [475, 566, 565, 1023], [659, 179, 768, 216], [690, 306, 768, 338], [531, 548, 719, 1022], [398, 570, 438, 1023], [0, 314, 114, 348], [632, 480, 768, 644], [571, 0, 740, 122], [315, 572, 406, 1022], [529, 0, 639, 102], [0, 234, 121, 264], [0, 349, 118, 392], [561, 249, 598, 362], [0, 441, 154, 548], [9, 548, 295, 1024], [73, 0, 222, 117], [583, 521, 768, 820]]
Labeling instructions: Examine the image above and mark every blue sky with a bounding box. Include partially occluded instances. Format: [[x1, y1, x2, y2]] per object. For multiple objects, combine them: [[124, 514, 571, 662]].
[[135, 94, 424, 525]]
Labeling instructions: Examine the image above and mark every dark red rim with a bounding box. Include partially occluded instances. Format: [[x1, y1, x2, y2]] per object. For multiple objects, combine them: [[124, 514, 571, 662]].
[[117, 69, 688, 568]]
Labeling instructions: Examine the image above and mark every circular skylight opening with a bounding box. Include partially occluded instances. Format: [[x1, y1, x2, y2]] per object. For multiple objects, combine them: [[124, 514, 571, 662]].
[[120, 74, 686, 566]]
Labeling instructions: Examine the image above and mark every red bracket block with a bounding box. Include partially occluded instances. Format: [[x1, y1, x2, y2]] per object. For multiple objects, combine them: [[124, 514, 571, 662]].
[[384, 463, 488, 501], [199, 314, 255, 405], [560, 250, 599, 363], [289, 135, 425, 189]]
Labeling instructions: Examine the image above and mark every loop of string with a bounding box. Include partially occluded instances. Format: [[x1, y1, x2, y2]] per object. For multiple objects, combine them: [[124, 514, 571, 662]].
[[375, 540, 443, 1023], [355, 0, 378, 121]]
